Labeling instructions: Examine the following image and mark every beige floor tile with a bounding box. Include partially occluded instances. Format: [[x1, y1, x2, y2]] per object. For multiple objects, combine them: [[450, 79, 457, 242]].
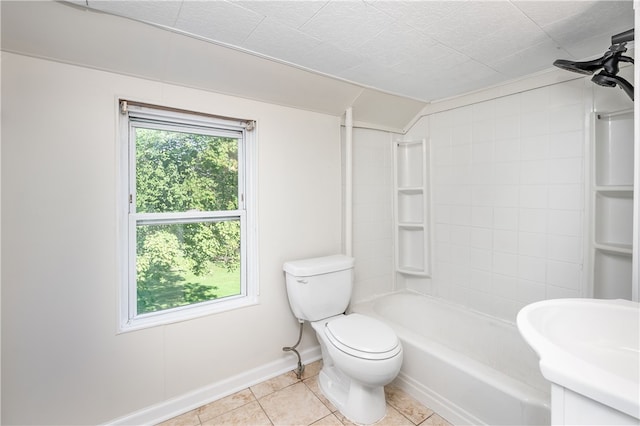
[[376, 405, 415, 426], [420, 414, 453, 426], [334, 404, 413, 426], [259, 382, 331, 426], [385, 385, 433, 424], [303, 375, 337, 412], [300, 359, 323, 379], [310, 413, 343, 426], [156, 409, 200, 426], [201, 400, 271, 426], [197, 389, 255, 423], [250, 370, 301, 399]]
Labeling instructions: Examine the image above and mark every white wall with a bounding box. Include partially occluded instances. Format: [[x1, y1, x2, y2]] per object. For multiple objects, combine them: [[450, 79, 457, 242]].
[[349, 128, 395, 302], [1, 52, 341, 425]]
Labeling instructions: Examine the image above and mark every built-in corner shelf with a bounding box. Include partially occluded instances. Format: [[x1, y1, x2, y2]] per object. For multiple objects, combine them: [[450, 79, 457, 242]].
[[593, 242, 633, 256], [591, 109, 634, 300], [594, 186, 634, 193], [393, 139, 430, 279]]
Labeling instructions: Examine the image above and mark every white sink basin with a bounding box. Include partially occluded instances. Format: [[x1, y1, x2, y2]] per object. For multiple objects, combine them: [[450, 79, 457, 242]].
[[517, 298, 640, 419]]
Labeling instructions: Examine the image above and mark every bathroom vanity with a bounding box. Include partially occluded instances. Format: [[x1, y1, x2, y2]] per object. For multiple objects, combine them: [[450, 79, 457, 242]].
[[550, 385, 638, 425]]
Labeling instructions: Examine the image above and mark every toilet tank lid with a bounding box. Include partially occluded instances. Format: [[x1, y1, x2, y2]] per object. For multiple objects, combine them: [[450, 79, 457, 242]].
[[283, 255, 354, 277]]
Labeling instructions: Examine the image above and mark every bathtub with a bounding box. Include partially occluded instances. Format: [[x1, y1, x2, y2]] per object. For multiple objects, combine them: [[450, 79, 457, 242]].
[[351, 291, 550, 426]]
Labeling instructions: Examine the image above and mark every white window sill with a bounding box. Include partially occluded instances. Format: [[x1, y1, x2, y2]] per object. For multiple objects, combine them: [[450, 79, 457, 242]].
[[118, 294, 259, 333]]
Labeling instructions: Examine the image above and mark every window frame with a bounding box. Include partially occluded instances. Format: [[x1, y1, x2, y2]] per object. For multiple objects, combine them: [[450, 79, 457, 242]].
[[117, 100, 258, 332]]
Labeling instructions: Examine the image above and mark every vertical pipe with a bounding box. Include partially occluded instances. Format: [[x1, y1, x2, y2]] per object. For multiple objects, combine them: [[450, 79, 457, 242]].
[[345, 108, 353, 257]]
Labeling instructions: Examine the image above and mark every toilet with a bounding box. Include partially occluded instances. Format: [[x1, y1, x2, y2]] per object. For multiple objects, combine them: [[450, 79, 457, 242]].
[[283, 254, 403, 425]]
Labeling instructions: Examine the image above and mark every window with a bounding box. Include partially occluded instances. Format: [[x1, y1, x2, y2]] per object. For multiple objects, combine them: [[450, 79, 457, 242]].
[[119, 101, 257, 331]]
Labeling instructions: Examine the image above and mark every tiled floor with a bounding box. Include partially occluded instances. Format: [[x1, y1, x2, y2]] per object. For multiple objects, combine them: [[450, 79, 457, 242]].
[[158, 361, 453, 426]]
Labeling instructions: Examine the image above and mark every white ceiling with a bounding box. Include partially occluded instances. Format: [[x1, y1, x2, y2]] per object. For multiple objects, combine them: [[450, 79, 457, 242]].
[[78, 0, 635, 102]]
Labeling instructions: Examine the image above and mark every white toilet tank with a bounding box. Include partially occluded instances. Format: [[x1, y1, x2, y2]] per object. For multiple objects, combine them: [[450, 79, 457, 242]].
[[283, 255, 355, 322]]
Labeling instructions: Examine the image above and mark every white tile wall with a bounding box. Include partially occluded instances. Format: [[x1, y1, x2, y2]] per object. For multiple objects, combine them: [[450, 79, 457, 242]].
[[428, 79, 588, 321]]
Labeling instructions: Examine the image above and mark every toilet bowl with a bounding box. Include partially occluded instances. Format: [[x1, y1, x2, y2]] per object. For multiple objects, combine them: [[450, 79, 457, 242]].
[[311, 314, 403, 424]]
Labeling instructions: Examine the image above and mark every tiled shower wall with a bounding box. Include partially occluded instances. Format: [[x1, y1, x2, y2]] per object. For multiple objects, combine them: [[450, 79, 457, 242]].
[[427, 79, 589, 321]]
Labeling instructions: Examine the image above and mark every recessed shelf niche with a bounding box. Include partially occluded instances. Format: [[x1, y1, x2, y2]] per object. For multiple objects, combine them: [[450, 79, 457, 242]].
[[594, 191, 633, 250], [398, 226, 426, 273], [398, 189, 424, 224], [595, 110, 634, 187], [591, 109, 634, 300], [594, 250, 632, 300], [396, 141, 424, 188], [393, 138, 430, 282]]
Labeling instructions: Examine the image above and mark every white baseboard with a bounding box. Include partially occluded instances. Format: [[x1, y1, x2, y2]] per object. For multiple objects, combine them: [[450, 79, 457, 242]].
[[105, 346, 322, 426]]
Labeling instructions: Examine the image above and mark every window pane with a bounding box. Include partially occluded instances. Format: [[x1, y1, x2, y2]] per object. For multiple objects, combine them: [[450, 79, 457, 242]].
[[135, 127, 239, 213], [136, 220, 241, 315]]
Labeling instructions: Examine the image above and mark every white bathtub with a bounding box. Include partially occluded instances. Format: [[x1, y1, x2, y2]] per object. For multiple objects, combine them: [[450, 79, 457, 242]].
[[351, 291, 550, 426]]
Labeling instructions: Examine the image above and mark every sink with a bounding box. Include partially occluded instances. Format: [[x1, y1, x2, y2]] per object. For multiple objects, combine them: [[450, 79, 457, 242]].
[[517, 298, 640, 420]]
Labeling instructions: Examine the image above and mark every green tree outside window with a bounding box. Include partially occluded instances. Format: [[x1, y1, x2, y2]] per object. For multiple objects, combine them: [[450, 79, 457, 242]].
[[134, 128, 241, 314]]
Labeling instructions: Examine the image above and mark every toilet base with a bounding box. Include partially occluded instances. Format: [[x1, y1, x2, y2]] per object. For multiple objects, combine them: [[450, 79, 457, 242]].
[[318, 365, 387, 425]]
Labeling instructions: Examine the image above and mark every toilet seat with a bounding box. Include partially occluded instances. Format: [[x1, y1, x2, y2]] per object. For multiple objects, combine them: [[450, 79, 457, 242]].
[[324, 314, 401, 360]]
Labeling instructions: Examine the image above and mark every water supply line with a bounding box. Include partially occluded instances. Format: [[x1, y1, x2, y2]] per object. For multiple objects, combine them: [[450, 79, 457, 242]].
[[345, 107, 353, 257], [282, 321, 305, 379]]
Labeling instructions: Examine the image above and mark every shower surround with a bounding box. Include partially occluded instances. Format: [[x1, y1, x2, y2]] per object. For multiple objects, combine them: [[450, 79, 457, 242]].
[[350, 78, 597, 323], [426, 79, 589, 321]]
